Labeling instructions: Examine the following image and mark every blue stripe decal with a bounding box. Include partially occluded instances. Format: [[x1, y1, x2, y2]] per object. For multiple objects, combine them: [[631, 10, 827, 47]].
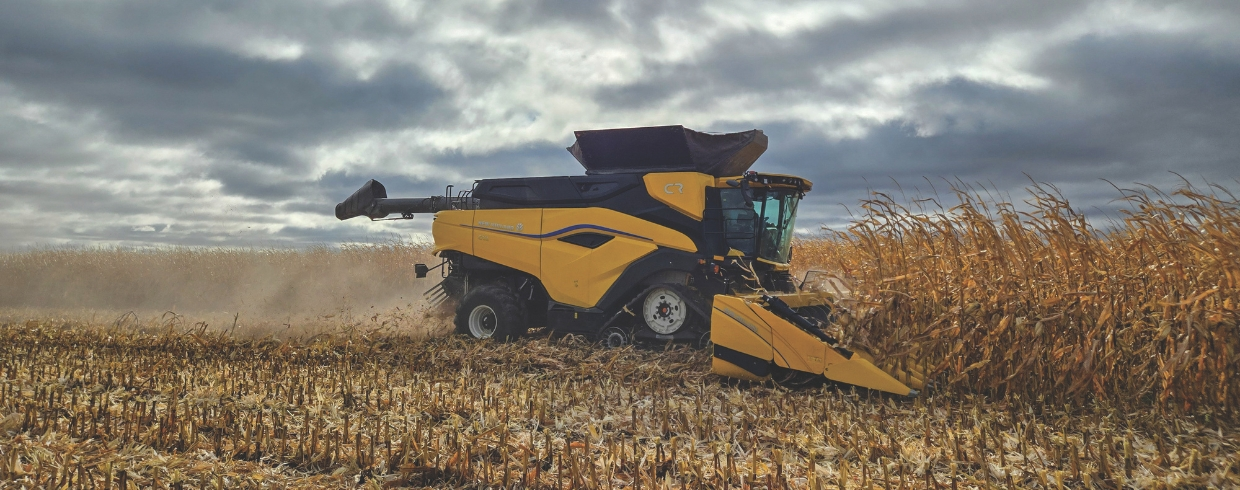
[[467, 223, 649, 241]]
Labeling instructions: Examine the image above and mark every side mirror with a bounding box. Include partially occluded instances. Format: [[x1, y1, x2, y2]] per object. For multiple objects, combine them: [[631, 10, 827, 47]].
[[414, 263, 429, 278]]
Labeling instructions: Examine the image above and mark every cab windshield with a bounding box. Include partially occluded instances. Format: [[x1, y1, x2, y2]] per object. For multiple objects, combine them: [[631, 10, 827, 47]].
[[720, 187, 800, 264]]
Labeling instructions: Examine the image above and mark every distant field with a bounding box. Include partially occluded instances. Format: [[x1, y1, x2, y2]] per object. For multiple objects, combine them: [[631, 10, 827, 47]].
[[0, 182, 1237, 488], [0, 242, 440, 336]]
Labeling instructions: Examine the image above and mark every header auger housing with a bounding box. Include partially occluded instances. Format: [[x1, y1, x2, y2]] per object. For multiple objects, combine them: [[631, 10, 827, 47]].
[[336, 125, 925, 396]]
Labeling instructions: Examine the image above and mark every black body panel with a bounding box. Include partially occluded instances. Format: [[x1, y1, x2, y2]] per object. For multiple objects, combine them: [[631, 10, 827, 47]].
[[474, 174, 714, 255], [702, 188, 728, 257], [473, 174, 719, 255], [545, 303, 607, 333], [566, 125, 767, 177], [593, 248, 703, 313], [713, 345, 771, 377], [558, 233, 614, 248], [473, 174, 640, 207]]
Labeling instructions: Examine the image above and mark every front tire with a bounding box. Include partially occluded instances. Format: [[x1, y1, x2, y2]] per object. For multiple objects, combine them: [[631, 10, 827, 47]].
[[454, 283, 526, 341]]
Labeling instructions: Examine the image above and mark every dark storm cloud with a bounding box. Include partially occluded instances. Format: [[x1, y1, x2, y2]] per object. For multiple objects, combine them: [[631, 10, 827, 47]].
[[0, 0, 443, 182], [0, 0, 452, 247], [428, 142, 581, 179], [0, 0, 1238, 248], [496, 0, 616, 30], [757, 29, 1240, 224], [0, 25, 443, 149], [596, 0, 1086, 108], [492, 0, 707, 36]]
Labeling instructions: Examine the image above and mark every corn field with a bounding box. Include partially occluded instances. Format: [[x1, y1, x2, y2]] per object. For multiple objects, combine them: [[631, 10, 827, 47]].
[[1, 182, 1238, 488], [800, 182, 1239, 415]]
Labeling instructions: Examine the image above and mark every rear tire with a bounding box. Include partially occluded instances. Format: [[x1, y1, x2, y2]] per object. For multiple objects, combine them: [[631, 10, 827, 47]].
[[454, 283, 526, 342]]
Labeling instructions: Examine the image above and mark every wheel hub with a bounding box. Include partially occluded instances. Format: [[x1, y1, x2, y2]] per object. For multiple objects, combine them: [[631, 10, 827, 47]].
[[468, 305, 497, 338], [643, 287, 687, 335]]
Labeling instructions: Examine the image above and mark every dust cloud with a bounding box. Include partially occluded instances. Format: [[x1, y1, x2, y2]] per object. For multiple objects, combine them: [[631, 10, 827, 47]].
[[0, 244, 455, 337]]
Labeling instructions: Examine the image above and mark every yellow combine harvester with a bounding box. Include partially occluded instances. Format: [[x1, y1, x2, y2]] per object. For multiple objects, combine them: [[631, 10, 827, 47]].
[[336, 125, 925, 395]]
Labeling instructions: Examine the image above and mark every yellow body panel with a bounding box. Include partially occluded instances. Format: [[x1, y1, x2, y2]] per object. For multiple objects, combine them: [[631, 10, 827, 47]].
[[710, 294, 915, 396], [537, 207, 694, 307], [583, 237, 658, 305], [822, 356, 914, 396], [710, 295, 772, 346], [542, 208, 696, 253], [736, 291, 833, 308], [748, 303, 826, 374], [431, 207, 696, 308], [431, 210, 474, 255], [541, 235, 657, 307], [472, 209, 543, 277], [643, 172, 715, 220], [710, 298, 772, 362], [540, 239, 596, 307]]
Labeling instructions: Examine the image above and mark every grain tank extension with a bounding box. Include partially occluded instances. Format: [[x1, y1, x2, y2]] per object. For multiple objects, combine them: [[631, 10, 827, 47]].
[[336, 125, 925, 395]]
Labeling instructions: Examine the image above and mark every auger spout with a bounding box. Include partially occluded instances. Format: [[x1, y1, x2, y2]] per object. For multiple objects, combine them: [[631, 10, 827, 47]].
[[335, 179, 476, 220]]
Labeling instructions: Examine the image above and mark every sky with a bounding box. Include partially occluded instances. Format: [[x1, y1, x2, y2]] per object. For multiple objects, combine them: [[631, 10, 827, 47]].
[[0, 0, 1236, 248]]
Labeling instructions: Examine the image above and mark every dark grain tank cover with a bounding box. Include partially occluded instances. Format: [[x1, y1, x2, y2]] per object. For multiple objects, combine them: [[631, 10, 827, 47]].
[[567, 125, 767, 177]]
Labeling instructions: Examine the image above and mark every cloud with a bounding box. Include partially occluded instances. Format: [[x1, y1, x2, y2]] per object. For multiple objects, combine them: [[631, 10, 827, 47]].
[[595, 1, 1086, 109], [0, 0, 1237, 248]]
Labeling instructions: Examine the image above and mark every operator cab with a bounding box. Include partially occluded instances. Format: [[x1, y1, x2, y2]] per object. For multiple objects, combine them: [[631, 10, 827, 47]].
[[704, 172, 811, 293]]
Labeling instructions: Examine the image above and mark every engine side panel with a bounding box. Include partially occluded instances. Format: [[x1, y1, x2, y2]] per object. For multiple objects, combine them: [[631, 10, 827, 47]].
[[540, 208, 697, 253], [431, 210, 475, 255], [471, 209, 544, 277], [540, 239, 598, 307], [436, 207, 700, 309], [541, 236, 658, 308], [539, 208, 695, 308], [473, 173, 712, 255]]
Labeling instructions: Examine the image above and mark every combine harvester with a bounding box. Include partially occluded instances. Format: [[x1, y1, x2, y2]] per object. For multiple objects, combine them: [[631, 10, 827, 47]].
[[336, 126, 925, 395]]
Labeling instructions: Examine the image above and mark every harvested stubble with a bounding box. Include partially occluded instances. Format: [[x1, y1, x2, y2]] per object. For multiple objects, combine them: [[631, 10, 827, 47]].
[[2, 320, 1237, 489], [800, 182, 1240, 415]]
